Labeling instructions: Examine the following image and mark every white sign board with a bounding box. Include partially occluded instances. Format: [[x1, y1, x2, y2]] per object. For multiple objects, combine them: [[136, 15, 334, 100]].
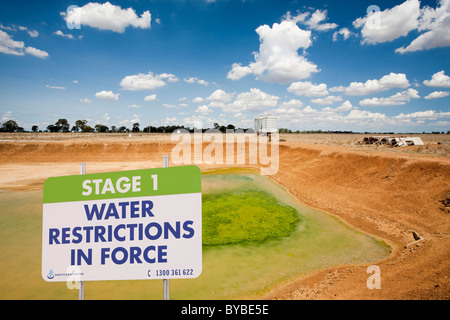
[[42, 166, 202, 282]]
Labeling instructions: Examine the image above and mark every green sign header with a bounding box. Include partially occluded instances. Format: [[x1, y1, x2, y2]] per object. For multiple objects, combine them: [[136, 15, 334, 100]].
[[43, 165, 201, 204]]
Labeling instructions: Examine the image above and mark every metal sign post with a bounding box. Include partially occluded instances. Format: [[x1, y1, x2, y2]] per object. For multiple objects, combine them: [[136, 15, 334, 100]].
[[79, 162, 86, 301], [162, 155, 169, 300]]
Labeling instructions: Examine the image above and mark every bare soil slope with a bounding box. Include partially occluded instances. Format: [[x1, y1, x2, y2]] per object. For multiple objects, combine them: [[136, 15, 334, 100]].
[[265, 143, 450, 300]]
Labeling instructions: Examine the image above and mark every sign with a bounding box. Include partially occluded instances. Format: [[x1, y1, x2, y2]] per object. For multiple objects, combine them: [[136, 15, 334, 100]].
[[42, 166, 202, 282]]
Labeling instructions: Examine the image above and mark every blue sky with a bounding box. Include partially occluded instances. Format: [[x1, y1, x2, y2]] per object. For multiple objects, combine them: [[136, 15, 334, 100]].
[[0, 0, 449, 132]]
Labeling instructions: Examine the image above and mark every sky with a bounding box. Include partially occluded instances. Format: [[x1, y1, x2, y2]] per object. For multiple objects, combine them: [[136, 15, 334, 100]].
[[0, 0, 449, 133]]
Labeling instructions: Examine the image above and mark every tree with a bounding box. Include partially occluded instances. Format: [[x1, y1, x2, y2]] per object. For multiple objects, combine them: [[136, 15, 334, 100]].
[[1, 120, 20, 132], [117, 126, 127, 133], [82, 125, 94, 132], [95, 124, 109, 133], [55, 119, 70, 132], [47, 124, 59, 132], [73, 120, 88, 132], [132, 122, 140, 133], [143, 126, 157, 133], [31, 125, 39, 132]]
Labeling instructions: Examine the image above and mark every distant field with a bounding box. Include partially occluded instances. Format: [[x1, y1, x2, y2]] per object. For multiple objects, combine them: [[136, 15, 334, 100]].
[[0, 132, 173, 142], [1, 132, 449, 157], [281, 133, 450, 157], [280, 132, 450, 144], [1, 131, 449, 143]]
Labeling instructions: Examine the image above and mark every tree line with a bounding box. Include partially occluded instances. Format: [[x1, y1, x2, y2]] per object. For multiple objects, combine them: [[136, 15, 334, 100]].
[[0, 119, 254, 133], [1, 119, 449, 134]]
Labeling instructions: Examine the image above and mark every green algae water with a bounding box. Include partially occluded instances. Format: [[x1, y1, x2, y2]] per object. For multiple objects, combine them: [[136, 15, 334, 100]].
[[0, 169, 390, 299], [202, 190, 299, 245]]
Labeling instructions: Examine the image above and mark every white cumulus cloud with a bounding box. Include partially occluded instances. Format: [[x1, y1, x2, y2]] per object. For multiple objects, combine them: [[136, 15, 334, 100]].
[[304, 9, 338, 31], [195, 105, 213, 114], [286, 9, 338, 31], [54, 30, 75, 39], [353, 0, 420, 44], [279, 99, 304, 108], [0, 30, 24, 56], [192, 97, 204, 103], [184, 77, 209, 86], [120, 72, 176, 91], [394, 110, 450, 119], [227, 63, 253, 80], [359, 88, 420, 106], [206, 89, 235, 107], [335, 100, 354, 112], [144, 94, 157, 101], [95, 90, 119, 101], [396, 0, 450, 53], [46, 85, 66, 90], [0, 30, 48, 58], [287, 81, 329, 97], [330, 73, 410, 96], [228, 19, 318, 84], [423, 70, 450, 87], [18, 26, 39, 38], [311, 95, 343, 105], [25, 46, 49, 59], [159, 73, 178, 83], [224, 88, 279, 113], [62, 2, 151, 33], [353, 0, 450, 53], [333, 28, 353, 41], [345, 109, 387, 120], [424, 91, 450, 99]]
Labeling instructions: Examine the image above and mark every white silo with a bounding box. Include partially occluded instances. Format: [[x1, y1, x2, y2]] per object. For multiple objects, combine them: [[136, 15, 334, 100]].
[[255, 114, 277, 135]]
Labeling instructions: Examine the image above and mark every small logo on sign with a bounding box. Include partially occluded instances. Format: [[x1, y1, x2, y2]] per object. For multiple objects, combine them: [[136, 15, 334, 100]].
[[47, 269, 54, 279]]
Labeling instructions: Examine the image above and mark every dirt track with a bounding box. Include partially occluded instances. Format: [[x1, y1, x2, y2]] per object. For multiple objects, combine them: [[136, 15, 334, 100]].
[[0, 133, 449, 299]]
